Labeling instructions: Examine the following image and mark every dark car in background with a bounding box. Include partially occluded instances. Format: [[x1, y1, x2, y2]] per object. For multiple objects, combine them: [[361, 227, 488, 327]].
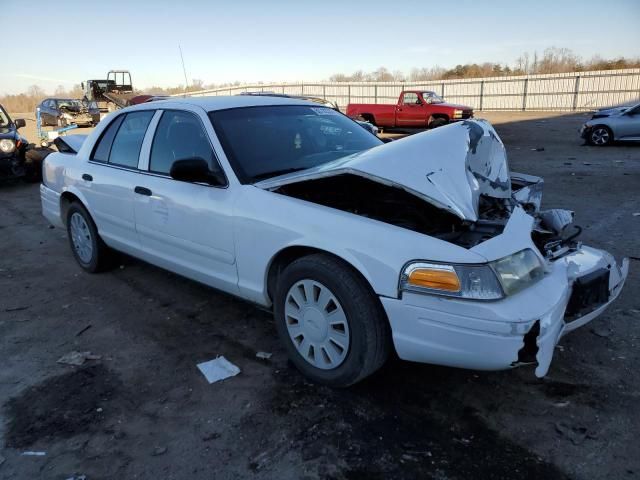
[[37, 98, 98, 127], [0, 104, 39, 181]]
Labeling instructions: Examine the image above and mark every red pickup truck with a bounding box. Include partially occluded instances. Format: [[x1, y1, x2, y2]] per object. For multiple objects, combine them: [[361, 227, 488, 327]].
[[346, 90, 473, 130]]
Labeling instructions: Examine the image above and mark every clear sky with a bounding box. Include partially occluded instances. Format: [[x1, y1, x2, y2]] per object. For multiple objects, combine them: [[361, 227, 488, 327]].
[[1, 0, 638, 95]]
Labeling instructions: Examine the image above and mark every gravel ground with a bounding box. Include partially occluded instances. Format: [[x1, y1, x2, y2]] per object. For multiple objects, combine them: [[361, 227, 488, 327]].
[[1, 111, 639, 480]]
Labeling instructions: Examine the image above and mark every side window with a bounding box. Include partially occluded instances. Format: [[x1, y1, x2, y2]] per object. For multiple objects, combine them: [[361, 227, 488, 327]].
[[403, 93, 419, 105], [91, 114, 125, 162], [108, 111, 154, 168], [149, 110, 220, 176]]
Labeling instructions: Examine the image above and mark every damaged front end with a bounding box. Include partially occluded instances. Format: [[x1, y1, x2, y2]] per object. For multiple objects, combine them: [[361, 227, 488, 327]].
[[258, 119, 629, 377], [58, 104, 93, 126]]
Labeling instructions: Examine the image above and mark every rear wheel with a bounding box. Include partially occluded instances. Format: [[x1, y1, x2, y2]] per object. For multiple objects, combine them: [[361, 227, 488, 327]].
[[274, 253, 390, 387], [66, 202, 113, 273], [588, 126, 613, 146]]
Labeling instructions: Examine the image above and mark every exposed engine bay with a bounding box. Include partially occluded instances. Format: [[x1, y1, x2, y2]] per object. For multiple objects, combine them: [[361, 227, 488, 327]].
[[274, 173, 580, 255]]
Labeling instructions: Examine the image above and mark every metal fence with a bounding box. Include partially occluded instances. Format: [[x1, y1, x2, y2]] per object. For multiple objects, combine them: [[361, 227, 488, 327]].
[[175, 68, 640, 112]]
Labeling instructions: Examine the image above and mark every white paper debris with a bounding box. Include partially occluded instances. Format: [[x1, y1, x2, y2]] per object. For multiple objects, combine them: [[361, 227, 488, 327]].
[[22, 451, 46, 456], [197, 356, 240, 384], [256, 351, 272, 360], [57, 351, 101, 366]]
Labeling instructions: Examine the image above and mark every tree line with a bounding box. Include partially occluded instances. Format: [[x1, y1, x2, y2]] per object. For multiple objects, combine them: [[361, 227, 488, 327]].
[[329, 48, 640, 82]]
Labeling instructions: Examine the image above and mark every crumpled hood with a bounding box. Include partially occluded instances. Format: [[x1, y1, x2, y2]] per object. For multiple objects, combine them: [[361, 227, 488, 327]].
[[592, 106, 626, 117], [256, 119, 510, 222]]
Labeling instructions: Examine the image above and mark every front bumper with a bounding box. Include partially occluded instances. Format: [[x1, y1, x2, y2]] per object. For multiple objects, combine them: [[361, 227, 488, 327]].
[[0, 153, 24, 179], [381, 245, 629, 377], [580, 124, 592, 139]]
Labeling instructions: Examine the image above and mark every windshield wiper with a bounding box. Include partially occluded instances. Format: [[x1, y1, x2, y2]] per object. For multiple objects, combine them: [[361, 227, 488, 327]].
[[252, 167, 308, 182]]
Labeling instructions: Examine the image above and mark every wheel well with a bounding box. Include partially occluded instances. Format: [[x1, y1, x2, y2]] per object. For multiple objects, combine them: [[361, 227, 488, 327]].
[[266, 246, 374, 304], [429, 114, 449, 123], [60, 192, 82, 225]]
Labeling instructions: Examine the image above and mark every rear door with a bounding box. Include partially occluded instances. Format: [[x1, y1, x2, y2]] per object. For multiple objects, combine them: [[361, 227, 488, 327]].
[[41, 100, 54, 125], [78, 110, 154, 253], [132, 107, 238, 294], [396, 92, 427, 127]]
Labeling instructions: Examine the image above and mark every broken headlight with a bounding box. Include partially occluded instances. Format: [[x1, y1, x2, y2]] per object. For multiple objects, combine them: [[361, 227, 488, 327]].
[[490, 249, 544, 296], [0, 139, 16, 153], [400, 249, 545, 300], [400, 262, 504, 300]]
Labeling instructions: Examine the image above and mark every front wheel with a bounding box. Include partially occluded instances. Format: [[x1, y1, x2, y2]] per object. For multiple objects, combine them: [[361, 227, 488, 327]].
[[66, 203, 113, 273], [588, 126, 613, 146], [274, 254, 390, 387], [429, 117, 448, 129]]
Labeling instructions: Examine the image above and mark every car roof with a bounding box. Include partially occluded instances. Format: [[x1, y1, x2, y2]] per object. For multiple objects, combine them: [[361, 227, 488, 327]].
[[44, 98, 80, 102], [127, 95, 323, 112]]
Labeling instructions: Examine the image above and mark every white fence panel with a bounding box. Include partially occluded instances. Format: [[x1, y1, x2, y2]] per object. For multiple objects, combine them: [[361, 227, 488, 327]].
[[174, 69, 640, 111]]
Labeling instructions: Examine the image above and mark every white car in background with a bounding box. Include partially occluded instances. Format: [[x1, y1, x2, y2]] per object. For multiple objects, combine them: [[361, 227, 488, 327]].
[[40, 97, 628, 386]]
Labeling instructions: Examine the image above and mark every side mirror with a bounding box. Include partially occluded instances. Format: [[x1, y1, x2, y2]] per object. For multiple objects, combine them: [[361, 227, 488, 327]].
[[14, 119, 26, 129], [170, 158, 225, 186], [81, 82, 85, 90]]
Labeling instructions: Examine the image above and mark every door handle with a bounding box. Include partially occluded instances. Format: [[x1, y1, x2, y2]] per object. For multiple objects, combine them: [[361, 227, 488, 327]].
[[82, 173, 93, 182], [134, 186, 152, 196]]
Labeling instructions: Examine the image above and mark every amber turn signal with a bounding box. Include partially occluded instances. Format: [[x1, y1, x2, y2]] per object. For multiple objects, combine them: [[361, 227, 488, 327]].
[[407, 267, 461, 292]]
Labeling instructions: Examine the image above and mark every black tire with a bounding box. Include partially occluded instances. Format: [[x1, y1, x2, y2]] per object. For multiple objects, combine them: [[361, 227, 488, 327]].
[[429, 117, 448, 129], [66, 202, 113, 273], [587, 125, 613, 146], [356, 114, 377, 127], [23, 147, 53, 183], [274, 253, 390, 387]]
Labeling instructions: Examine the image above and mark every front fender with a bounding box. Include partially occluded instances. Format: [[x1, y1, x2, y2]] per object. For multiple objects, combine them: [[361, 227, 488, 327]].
[[233, 186, 487, 306]]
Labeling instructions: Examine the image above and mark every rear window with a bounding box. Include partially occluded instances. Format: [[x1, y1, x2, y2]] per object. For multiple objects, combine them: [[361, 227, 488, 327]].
[[91, 115, 124, 162], [91, 111, 153, 168]]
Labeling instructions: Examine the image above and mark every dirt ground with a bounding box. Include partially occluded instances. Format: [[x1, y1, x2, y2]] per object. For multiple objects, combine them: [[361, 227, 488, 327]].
[[1, 111, 639, 480]]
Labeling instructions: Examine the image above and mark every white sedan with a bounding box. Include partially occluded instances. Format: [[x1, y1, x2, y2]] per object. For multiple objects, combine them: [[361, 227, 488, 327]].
[[40, 96, 628, 386]]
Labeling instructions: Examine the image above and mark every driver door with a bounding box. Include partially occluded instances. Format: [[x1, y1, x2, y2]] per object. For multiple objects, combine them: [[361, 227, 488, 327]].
[[396, 92, 427, 128], [132, 108, 238, 295], [616, 105, 640, 139]]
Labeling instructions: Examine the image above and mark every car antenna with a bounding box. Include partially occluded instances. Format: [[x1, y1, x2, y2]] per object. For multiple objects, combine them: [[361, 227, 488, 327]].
[[179, 44, 189, 98]]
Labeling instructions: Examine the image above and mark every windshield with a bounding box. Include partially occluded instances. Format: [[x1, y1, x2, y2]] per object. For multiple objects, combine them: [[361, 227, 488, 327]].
[[57, 99, 83, 108], [209, 105, 382, 183], [422, 92, 444, 104], [0, 105, 10, 127]]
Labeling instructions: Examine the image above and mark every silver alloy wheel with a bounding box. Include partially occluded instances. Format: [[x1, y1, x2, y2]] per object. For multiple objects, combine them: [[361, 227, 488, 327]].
[[591, 127, 610, 145], [69, 212, 93, 264], [284, 279, 350, 370]]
